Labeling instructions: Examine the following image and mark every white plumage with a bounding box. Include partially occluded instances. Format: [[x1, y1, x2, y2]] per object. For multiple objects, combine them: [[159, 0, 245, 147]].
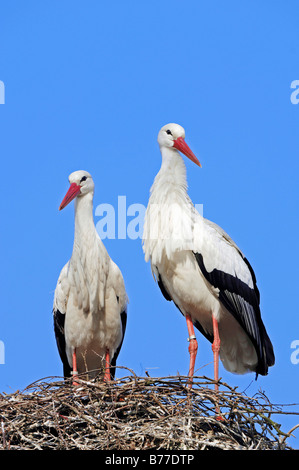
[[53, 170, 127, 383], [143, 123, 274, 387]]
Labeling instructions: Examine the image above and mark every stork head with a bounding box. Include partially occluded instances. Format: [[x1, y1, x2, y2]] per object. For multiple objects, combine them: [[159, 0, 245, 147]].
[[59, 170, 94, 210], [157, 123, 201, 167]]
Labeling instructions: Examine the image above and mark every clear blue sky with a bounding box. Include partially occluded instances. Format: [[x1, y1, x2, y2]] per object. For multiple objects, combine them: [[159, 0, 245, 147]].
[[0, 1, 298, 448]]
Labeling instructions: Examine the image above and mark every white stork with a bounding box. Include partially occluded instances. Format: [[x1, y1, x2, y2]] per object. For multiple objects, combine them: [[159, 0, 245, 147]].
[[53, 170, 127, 384], [143, 123, 274, 393]]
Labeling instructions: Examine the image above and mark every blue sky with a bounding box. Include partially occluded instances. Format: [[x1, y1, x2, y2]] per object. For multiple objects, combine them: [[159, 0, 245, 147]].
[[0, 1, 298, 448]]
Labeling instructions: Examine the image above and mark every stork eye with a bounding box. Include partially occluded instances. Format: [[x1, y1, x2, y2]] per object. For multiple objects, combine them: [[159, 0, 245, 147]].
[[166, 129, 172, 135], [80, 176, 87, 183]]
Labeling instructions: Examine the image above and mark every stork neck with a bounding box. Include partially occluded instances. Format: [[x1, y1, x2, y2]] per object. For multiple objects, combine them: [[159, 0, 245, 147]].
[[143, 146, 195, 264], [73, 193, 96, 242], [154, 146, 188, 194], [71, 191, 107, 313]]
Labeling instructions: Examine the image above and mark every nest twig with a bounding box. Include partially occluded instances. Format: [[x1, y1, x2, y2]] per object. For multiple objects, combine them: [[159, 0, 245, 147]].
[[0, 368, 298, 450]]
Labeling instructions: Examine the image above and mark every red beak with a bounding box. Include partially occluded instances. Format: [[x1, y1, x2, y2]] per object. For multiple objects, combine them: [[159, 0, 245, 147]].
[[173, 136, 201, 167], [59, 183, 81, 210]]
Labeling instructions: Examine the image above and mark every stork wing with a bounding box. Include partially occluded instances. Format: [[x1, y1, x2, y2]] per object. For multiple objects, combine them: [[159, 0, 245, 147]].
[[53, 262, 72, 378], [110, 308, 127, 378], [193, 217, 275, 376], [108, 260, 128, 378]]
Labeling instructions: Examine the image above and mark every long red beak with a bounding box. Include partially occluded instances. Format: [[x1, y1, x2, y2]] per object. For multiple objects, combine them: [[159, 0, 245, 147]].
[[173, 136, 201, 167], [59, 183, 81, 210]]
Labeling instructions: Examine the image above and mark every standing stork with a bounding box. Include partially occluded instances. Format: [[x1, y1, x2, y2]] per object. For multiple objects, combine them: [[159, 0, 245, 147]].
[[53, 170, 127, 384], [143, 123, 274, 393]]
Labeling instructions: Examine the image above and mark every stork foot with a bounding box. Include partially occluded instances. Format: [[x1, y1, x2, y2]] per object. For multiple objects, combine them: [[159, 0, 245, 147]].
[[216, 414, 226, 422]]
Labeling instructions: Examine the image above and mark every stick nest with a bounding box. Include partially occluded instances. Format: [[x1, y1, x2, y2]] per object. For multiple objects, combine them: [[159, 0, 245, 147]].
[[0, 370, 298, 450]]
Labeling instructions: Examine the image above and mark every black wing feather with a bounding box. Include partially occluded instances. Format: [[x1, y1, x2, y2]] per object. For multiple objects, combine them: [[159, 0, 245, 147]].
[[157, 273, 172, 301], [110, 309, 127, 379], [193, 252, 275, 376], [53, 308, 72, 378]]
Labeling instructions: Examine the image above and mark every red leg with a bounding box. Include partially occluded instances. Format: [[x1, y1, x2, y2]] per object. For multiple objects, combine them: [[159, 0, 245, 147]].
[[212, 315, 221, 392], [212, 315, 224, 420], [104, 348, 111, 382], [72, 349, 79, 386], [186, 314, 198, 388]]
